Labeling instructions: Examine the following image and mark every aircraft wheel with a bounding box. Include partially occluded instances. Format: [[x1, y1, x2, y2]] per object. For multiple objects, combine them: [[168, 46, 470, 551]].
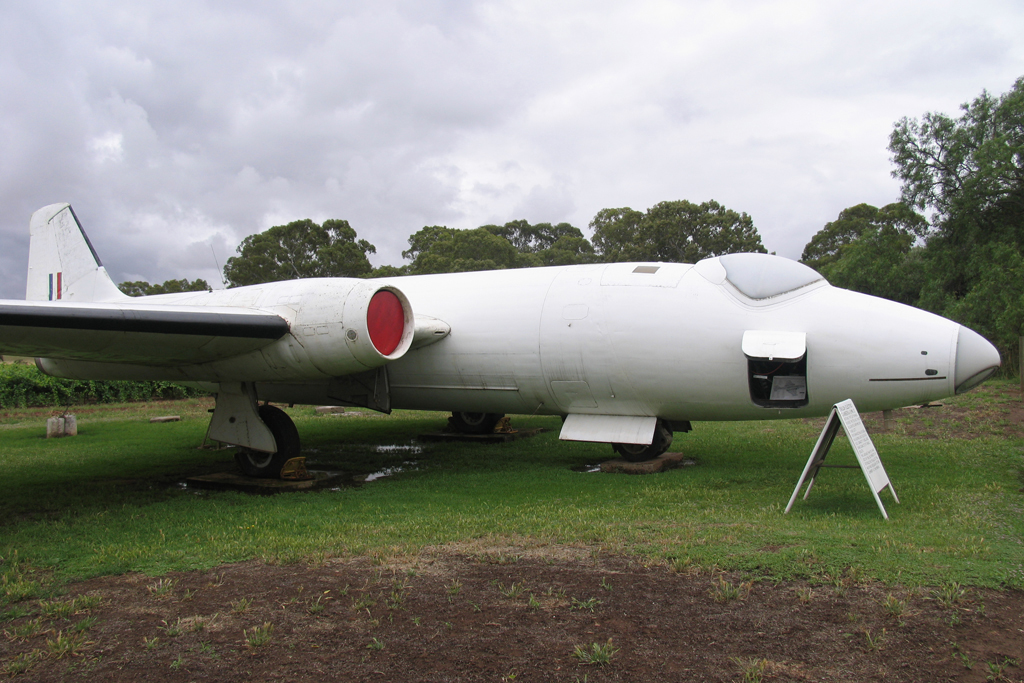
[[234, 405, 301, 478], [612, 420, 673, 463], [448, 411, 504, 434]]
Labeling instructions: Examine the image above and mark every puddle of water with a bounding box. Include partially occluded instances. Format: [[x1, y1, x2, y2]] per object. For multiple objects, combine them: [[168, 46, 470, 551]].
[[373, 445, 423, 455], [358, 460, 420, 483]]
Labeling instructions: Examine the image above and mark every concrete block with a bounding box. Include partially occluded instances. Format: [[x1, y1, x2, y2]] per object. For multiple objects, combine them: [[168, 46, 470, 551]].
[[315, 406, 347, 414], [149, 416, 181, 423]]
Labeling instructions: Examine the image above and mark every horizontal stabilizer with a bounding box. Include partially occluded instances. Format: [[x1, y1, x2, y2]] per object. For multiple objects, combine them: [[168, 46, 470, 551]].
[[0, 301, 289, 366]]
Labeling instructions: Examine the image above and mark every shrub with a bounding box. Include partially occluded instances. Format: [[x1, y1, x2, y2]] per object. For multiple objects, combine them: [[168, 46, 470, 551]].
[[0, 363, 206, 408]]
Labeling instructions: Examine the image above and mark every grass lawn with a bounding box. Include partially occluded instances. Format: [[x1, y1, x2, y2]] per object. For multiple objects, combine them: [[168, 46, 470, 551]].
[[1, 383, 1022, 605]]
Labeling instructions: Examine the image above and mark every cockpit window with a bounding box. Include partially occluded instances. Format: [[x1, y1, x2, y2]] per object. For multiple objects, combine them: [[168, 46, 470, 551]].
[[718, 253, 824, 300]]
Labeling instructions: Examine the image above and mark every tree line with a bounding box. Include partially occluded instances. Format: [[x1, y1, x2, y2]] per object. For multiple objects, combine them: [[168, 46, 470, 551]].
[[125, 76, 1024, 364], [125, 200, 767, 291]]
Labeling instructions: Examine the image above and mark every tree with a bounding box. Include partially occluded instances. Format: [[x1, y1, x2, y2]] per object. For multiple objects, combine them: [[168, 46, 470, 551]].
[[800, 202, 927, 305], [482, 220, 595, 266], [482, 220, 584, 254], [941, 242, 1024, 355], [401, 226, 528, 275], [890, 77, 1024, 233], [889, 76, 1024, 361], [119, 278, 212, 297], [366, 264, 409, 278], [223, 219, 375, 287], [590, 200, 765, 263], [537, 233, 596, 266], [399, 221, 595, 274], [589, 208, 645, 262], [889, 76, 1024, 298]]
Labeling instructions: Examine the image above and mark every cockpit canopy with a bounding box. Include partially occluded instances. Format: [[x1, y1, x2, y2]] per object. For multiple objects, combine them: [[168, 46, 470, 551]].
[[696, 253, 825, 300]]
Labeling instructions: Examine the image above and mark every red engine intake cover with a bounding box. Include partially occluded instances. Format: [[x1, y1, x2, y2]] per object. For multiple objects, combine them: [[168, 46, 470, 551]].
[[366, 290, 405, 356]]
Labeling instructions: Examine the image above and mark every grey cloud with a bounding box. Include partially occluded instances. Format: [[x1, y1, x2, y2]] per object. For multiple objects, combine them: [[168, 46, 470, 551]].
[[1, 1, 1022, 297]]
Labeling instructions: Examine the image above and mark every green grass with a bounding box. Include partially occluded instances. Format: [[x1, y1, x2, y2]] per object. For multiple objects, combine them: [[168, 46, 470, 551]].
[[0, 387, 1022, 599]]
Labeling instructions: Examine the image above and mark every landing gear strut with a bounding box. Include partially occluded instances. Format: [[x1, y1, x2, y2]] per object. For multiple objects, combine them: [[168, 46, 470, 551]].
[[448, 411, 504, 434], [612, 419, 673, 463], [234, 405, 301, 478]]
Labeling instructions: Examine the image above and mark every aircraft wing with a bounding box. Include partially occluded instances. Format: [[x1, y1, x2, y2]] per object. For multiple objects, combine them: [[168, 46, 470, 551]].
[[0, 300, 290, 366]]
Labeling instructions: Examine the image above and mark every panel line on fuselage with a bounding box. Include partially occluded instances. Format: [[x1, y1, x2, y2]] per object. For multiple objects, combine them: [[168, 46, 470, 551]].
[[389, 384, 520, 391], [868, 377, 947, 382]]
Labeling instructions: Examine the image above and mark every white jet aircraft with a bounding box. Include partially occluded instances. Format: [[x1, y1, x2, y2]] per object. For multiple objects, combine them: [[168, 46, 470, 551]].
[[0, 204, 1002, 477]]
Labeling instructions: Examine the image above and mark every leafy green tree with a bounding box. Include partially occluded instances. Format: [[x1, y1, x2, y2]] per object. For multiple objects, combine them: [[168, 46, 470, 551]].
[[889, 76, 1024, 361], [401, 226, 528, 275], [589, 207, 646, 262], [223, 219, 375, 287], [891, 77, 1024, 234], [366, 264, 409, 278], [800, 203, 925, 270], [941, 243, 1024, 355], [482, 220, 595, 266], [537, 234, 596, 266], [590, 200, 765, 263], [398, 221, 594, 274], [800, 202, 926, 305], [119, 278, 212, 297], [481, 220, 583, 253], [890, 76, 1024, 298]]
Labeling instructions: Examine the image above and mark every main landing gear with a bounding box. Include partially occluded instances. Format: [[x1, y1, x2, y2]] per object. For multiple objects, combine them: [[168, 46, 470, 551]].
[[234, 405, 301, 478], [208, 383, 302, 479], [448, 411, 505, 434], [611, 419, 674, 463]]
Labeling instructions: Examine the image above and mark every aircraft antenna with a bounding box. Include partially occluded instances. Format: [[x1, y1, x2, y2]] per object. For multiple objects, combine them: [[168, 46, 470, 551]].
[[210, 244, 228, 288]]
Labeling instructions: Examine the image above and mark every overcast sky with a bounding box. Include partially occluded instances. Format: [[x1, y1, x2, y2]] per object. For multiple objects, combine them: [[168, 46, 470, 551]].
[[1, 1, 1022, 297]]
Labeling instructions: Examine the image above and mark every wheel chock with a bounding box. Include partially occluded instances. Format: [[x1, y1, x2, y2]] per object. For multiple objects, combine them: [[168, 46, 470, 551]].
[[280, 457, 312, 481]]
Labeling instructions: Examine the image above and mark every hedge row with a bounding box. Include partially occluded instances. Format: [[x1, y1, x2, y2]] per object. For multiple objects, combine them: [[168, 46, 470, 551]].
[[0, 363, 206, 408]]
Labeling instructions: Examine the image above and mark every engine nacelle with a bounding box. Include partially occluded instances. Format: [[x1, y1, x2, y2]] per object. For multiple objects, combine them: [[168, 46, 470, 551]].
[[290, 280, 415, 377]]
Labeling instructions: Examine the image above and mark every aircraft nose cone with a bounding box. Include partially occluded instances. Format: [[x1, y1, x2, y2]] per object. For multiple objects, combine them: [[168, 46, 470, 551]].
[[954, 325, 1001, 394]]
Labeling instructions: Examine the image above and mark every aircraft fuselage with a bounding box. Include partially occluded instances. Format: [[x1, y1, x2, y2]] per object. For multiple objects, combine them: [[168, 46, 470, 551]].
[[36, 259, 994, 422]]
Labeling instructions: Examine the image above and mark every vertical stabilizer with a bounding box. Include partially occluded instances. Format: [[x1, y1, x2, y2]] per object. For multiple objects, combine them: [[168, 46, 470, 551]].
[[26, 204, 127, 302]]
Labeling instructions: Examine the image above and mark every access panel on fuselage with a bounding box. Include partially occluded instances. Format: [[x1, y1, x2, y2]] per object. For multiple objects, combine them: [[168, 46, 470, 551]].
[[538, 265, 619, 413], [384, 268, 558, 415], [538, 263, 695, 418]]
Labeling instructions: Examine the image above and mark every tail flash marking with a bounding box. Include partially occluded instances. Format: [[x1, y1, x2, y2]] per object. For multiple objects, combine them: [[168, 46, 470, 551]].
[[47, 273, 63, 301]]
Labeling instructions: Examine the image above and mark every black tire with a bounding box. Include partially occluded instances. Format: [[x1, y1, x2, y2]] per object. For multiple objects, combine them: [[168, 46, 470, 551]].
[[234, 405, 301, 478], [448, 411, 504, 434], [612, 420, 673, 463]]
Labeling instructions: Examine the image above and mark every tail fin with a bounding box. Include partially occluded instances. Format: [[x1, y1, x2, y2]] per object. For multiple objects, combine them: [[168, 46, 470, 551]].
[[26, 204, 127, 302]]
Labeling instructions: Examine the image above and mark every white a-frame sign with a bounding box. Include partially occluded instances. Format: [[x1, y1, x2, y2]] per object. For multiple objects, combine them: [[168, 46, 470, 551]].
[[785, 399, 899, 520]]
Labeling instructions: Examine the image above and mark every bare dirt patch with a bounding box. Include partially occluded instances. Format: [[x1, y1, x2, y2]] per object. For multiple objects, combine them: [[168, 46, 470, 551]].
[[3, 551, 1022, 682], [854, 382, 1024, 440]]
